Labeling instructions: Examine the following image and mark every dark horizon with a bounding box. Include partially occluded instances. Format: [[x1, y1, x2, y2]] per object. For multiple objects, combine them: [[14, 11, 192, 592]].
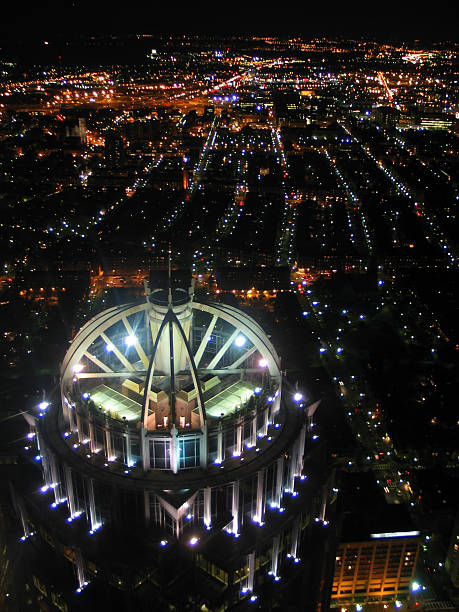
[[1, 1, 459, 43]]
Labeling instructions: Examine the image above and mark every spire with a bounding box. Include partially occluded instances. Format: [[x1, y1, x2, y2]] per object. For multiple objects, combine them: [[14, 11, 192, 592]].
[[168, 243, 172, 308]]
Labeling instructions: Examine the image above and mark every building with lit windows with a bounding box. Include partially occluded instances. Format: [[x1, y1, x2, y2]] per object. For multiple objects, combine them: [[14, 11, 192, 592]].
[[332, 532, 420, 607], [331, 473, 421, 609], [445, 506, 459, 589], [11, 278, 334, 611]]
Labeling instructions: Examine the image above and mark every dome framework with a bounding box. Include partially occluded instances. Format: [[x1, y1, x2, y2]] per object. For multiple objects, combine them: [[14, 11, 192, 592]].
[[17, 287, 333, 608]]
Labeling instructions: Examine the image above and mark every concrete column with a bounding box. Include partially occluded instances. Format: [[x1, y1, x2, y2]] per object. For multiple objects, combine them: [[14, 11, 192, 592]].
[[40, 447, 53, 489], [104, 423, 113, 461], [235, 418, 242, 456], [251, 411, 257, 447], [274, 456, 284, 507], [62, 396, 72, 428], [263, 406, 269, 436], [320, 484, 328, 522], [125, 431, 132, 467], [170, 425, 178, 474], [296, 423, 307, 477], [200, 423, 208, 469], [254, 469, 264, 524], [16, 496, 31, 539], [64, 465, 76, 518], [87, 478, 98, 531], [144, 490, 150, 526], [75, 548, 87, 590], [49, 453, 62, 504], [271, 534, 280, 577], [88, 416, 96, 454], [287, 441, 299, 493], [75, 411, 83, 443], [272, 379, 282, 417], [35, 428, 43, 455], [68, 402, 75, 432], [204, 487, 211, 528], [217, 421, 223, 463], [140, 425, 150, 471], [247, 551, 255, 592], [290, 515, 301, 558], [231, 481, 239, 535]]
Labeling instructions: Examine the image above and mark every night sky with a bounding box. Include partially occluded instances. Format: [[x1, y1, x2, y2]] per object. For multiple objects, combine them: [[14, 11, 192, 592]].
[[1, 0, 458, 41]]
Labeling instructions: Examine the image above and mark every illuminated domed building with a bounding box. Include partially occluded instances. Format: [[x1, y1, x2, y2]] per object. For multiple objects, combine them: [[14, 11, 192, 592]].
[[13, 277, 334, 611]]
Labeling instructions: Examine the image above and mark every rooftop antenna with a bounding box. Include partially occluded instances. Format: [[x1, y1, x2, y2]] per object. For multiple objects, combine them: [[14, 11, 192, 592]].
[[168, 243, 172, 308]]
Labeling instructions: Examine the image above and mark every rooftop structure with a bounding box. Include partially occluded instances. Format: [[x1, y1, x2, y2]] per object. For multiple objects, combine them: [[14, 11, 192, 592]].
[[13, 280, 334, 610]]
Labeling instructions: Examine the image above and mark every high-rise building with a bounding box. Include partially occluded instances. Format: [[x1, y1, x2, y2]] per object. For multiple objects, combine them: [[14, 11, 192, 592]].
[[331, 473, 421, 609], [445, 505, 459, 588], [10, 280, 334, 611], [104, 129, 124, 168], [332, 533, 420, 606]]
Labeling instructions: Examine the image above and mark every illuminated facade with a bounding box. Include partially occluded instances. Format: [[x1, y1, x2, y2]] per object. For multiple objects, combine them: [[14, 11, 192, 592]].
[[13, 282, 333, 610], [331, 532, 420, 608], [445, 508, 459, 589]]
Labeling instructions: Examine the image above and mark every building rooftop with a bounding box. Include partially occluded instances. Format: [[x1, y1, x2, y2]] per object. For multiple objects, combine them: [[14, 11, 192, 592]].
[[340, 471, 418, 542]]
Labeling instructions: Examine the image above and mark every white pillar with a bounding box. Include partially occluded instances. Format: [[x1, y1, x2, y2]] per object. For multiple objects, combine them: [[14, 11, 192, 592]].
[[296, 423, 306, 477], [290, 515, 301, 558], [104, 423, 113, 461], [62, 396, 72, 427], [87, 478, 98, 531], [140, 425, 150, 471], [272, 379, 282, 417], [232, 481, 239, 535], [251, 411, 257, 447], [170, 425, 178, 473], [320, 485, 328, 522], [40, 448, 53, 489], [271, 534, 280, 576], [200, 423, 208, 469], [64, 465, 76, 518], [125, 431, 132, 467], [144, 490, 150, 526], [217, 421, 223, 463], [254, 469, 264, 524], [49, 453, 63, 504], [235, 418, 242, 456], [88, 416, 96, 454], [75, 548, 87, 590], [247, 551, 255, 592], [17, 496, 31, 539], [75, 411, 83, 443], [287, 441, 298, 493], [204, 487, 211, 528], [263, 406, 269, 436], [274, 456, 284, 507], [70, 402, 76, 432]]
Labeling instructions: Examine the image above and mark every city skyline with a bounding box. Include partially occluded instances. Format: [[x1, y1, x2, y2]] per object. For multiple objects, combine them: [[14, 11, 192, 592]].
[[0, 30, 457, 612], [1, 2, 459, 41]]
